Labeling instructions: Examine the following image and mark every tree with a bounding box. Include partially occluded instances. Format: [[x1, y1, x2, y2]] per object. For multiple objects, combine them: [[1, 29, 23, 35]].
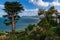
[[37, 6, 58, 40], [3, 1, 24, 33], [57, 15, 60, 24], [38, 9, 44, 15], [46, 6, 58, 25], [38, 9, 46, 16]]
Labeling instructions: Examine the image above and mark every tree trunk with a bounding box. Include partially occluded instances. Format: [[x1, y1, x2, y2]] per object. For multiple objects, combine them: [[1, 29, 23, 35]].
[[11, 15, 15, 34], [11, 15, 16, 40]]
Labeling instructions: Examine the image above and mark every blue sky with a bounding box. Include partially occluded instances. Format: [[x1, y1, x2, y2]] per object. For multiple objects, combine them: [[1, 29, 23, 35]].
[[0, 0, 60, 17]]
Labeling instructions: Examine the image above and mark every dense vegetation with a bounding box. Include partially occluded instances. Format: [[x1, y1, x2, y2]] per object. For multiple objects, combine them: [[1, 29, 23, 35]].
[[16, 6, 60, 40]]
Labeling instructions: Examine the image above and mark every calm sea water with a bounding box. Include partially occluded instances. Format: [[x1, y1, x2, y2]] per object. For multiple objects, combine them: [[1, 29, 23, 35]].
[[0, 16, 39, 32]]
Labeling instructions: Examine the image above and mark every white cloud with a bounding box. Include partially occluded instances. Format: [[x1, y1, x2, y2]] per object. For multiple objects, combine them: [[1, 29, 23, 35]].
[[0, 8, 38, 17], [50, 0, 60, 6], [30, 0, 34, 2], [0, 12, 6, 17], [19, 8, 38, 16], [0, 5, 4, 8], [29, 0, 60, 7], [25, 8, 38, 11], [0, 4, 38, 17], [29, 0, 49, 7]]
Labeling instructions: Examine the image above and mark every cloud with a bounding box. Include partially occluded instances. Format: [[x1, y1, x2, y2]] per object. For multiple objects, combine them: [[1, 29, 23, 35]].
[[19, 8, 38, 16], [0, 12, 6, 17], [25, 8, 38, 11], [29, 0, 49, 7], [29, 0, 60, 7], [0, 5, 4, 8], [50, 0, 60, 6], [0, 4, 38, 17]]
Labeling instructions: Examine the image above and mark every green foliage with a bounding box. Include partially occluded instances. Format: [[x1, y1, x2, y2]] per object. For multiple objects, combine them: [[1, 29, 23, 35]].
[[0, 32, 6, 35], [48, 6, 57, 14], [38, 18, 52, 30], [37, 6, 59, 40], [49, 20, 58, 26], [45, 6, 58, 26], [46, 27, 56, 36], [3, 1, 24, 26], [55, 25, 60, 36], [38, 9, 45, 15], [17, 35, 30, 40], [4, 1, 24, 12], [25, 24, 35, 31], [7, 31, 30, 40]]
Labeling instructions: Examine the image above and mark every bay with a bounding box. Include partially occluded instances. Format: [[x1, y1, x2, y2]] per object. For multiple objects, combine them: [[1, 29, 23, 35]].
[[0, 16, 39, 32]]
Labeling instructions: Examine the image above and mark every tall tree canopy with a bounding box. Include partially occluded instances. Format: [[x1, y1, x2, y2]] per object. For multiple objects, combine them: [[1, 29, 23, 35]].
[[3, 1, 24, 33]]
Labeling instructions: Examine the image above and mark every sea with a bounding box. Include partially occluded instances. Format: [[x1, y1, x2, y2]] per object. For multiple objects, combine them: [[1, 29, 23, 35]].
[[0, 16, 40, 32]]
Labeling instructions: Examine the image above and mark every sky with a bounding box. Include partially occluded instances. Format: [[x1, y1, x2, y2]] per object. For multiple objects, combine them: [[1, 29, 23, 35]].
[[0, 0, 60, 17]]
